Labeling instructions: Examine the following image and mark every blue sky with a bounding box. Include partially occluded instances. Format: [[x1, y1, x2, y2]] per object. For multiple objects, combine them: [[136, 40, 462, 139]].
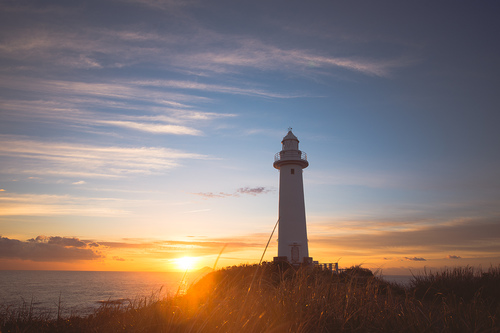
[[0, 0, 499, 273]]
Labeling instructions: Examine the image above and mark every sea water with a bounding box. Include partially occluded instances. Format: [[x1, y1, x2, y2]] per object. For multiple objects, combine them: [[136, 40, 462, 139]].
[[379, 274, 413, 286], [0, 270, 196, 318]]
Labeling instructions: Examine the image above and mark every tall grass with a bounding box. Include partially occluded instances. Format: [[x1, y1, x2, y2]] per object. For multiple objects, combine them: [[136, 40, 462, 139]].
[[1, 264, 499, 332]]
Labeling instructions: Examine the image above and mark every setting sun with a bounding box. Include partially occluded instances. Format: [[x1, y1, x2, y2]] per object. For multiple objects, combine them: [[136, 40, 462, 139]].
[[174, 257, 197, 271]]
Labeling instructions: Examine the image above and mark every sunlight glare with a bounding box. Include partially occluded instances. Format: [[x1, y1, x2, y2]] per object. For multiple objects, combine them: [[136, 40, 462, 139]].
[[175, 256, 197, 271]]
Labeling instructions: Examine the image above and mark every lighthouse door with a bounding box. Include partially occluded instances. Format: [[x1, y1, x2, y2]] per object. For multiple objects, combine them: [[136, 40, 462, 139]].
[[291, 246, 299, 263]]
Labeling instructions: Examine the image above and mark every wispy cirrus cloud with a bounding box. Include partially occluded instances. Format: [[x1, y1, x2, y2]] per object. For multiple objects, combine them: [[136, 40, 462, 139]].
[[0, 76, 208, 106], [0, 135, 209, 179], [0, 91, 235, 137], [97, 233, 269, 260], [97, 120, 202, 135], [131, 79, 308, 98], [189, 46, 399, 77], [0, 12, 405, 79], [0, 192, 132, 217]]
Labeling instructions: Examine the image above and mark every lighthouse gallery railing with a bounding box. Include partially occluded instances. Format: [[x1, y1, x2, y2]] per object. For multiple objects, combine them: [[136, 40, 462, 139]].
[[274, 151, 307, 163]]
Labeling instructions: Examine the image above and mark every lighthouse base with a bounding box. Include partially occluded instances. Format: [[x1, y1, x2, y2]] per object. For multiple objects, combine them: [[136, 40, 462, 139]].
[[273, 256, 314, 266]]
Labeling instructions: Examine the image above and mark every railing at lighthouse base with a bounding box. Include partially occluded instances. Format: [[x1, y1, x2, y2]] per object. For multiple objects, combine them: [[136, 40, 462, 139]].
[[313, 261, 345, 274], [271, 257, 344, 273]]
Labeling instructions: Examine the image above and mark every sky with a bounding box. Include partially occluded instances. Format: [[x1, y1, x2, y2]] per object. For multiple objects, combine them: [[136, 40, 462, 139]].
[[1, 0, 499, 274]]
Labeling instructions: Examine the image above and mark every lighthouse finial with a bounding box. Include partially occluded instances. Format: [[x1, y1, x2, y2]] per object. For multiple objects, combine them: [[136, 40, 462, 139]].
[[288, 127, 292, 132]]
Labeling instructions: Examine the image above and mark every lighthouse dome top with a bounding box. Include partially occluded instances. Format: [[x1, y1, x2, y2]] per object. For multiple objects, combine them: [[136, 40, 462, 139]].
[[282, 130, 299, 143], [281, 129, 300, 151]]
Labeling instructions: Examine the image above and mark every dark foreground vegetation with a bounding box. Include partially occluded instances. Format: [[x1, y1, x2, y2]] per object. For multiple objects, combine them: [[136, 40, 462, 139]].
[[1, 264, 499, 332]]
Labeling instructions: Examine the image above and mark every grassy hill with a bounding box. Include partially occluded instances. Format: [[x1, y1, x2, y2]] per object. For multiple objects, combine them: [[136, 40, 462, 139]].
[[1, 264, 499, 332]]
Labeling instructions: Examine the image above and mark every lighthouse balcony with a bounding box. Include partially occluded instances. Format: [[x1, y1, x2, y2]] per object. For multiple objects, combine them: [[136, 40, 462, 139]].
[[274, 150, 307, 162], [273, 150, 308, 169]]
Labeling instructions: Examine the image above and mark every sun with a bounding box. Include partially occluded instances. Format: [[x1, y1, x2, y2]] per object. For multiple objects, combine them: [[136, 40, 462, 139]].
[[174, 256, 197, 271]]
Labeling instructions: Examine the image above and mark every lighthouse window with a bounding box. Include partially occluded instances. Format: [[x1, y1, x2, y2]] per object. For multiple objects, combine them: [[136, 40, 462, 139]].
[[291, 168, 295, 175]]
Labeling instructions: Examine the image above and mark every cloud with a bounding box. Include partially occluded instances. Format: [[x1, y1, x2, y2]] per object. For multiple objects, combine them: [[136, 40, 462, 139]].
[[237, 187, 273, 196], [0, 135, 209, 179], [0, 77, 211, 106], [404, 257, 426, 261], [0, 76, 237, 139], [171, 36, 403, 77], [0, 193, 133, 217], [97, 120, 202, 135], [310, 217, 500, 260], [44, 236, 88, 248], [193, 192, 233, 199], [99, 235, 267, 257], [447, 255, 462, 259], [193, 187, 273, 199], [0, 233, 271, 264], [0, 9, 403, 79], [132, 79, 306, 99], [0, 77, 212, 120], [0, 236, 103, 262], [0, 189, 5, 192], [316, 218, 500, 248], [72, 181, 86, 185]]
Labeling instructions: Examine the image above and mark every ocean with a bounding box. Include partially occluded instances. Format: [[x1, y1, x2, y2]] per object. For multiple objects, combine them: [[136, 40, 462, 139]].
[[378, 274, 413, 286], [0, 270, 200, 318], [0, 270, 413, 318]]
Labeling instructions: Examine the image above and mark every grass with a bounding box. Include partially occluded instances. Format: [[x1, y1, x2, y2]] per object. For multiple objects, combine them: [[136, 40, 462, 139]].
[[1, 264, 499, 332]]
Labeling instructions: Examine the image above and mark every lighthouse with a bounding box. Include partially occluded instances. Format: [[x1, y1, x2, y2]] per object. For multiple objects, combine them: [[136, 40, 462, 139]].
[[273, 129, 312, 266]]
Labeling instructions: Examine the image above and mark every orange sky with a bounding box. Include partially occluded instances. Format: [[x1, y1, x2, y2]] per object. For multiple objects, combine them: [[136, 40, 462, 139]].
[[1, 1, 500, 275]]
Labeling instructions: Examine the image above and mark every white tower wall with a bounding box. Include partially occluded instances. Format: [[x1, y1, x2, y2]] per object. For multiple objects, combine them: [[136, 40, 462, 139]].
[[273, 130, 312, 265]]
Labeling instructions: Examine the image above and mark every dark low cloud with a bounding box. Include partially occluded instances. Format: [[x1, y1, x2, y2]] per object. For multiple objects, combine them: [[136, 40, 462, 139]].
[[193, 187, 273, 199], [447, 255, 462, 259], [0, 236, 103, 262], [405, 257, 426, 261], [312, 217, 500, 256], [29, 235, 88, 248], [236, 187, 272, 196]]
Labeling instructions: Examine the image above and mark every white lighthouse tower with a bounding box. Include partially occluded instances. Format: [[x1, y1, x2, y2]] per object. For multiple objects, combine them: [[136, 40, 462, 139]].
[[273, 129, 312, 266]]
